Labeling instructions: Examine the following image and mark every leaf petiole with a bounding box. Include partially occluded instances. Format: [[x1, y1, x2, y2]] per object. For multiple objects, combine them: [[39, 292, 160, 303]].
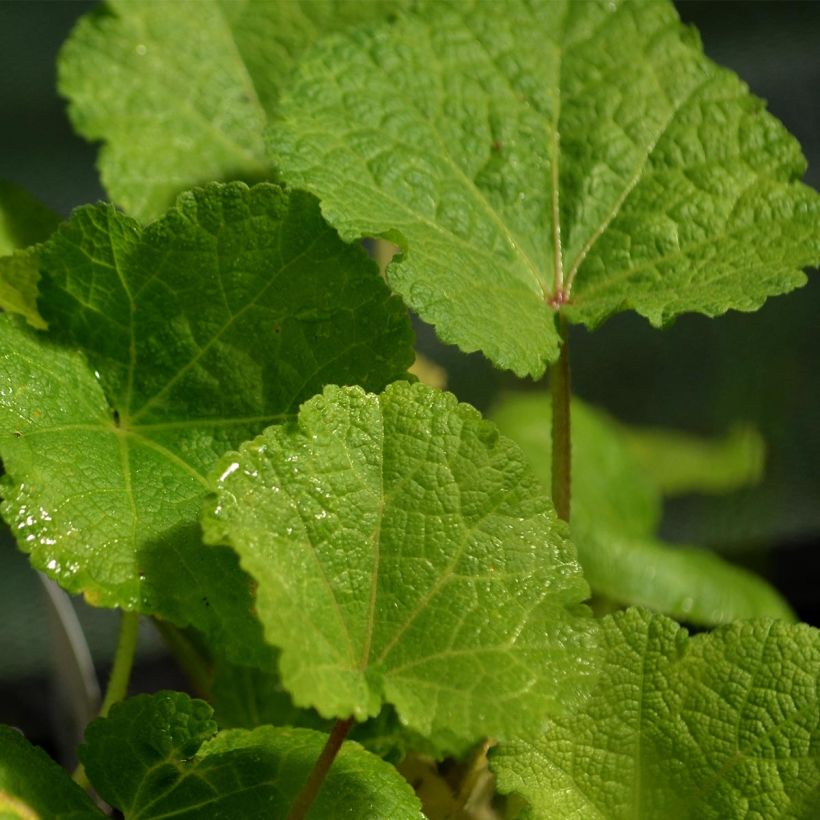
[[550, 315, 571, 522], [286, 717, 355, 820]]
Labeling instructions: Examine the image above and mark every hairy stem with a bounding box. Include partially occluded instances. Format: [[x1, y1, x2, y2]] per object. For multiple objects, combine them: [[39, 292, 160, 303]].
[[72, 610, 140, 787], [551, 316, 571, 522], [287, 717, 355, 820]]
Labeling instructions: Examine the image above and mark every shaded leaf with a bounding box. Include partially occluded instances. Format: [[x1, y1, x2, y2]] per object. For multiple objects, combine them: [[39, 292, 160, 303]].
[[0, 182, 413, 664], [493, 609, 820, 819], [0, 725, 102, 819], [211, 657, 447, 762], [0, 182, 60, 329], [204, 381, 598, 743], [491, 392, 793, 624], [273, 0, 820, 376], [0, 182, 59, 256], [59, 0, 406, 220], [80, 691, 424, 819]]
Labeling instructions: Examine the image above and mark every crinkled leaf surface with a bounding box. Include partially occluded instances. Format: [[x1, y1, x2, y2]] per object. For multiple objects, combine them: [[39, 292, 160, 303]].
[[0, 182, 413, 663], [491, 392, 793, 624], [0, 182, 59, 329], [0, 726, 103, 819], [492, 609, 820, 819], [204, 381, 598, 742], [272, 0, 820, 377], [59, 0, 405, 221], [80, 691, 424, 819]]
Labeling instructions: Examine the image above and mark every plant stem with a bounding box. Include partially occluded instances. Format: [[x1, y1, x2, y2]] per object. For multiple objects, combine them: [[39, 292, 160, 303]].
[[100, 610, 140, 717], [153, 619, 212, 699], [286, 717, 355, 820], [551, 315, 571, 522], [72, 610, 140, 787]]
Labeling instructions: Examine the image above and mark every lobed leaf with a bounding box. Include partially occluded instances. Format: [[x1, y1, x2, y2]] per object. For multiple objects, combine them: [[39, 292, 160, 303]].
[[58, 0, 406, 220], [491, 392, 793, 624], [492, 609, 820, 819], [272, 0, 820, 376], [0, 725, 103, 819], [80, 691, 424, 819], [0, 182, 413, 664], [204, 381, 598, 744]]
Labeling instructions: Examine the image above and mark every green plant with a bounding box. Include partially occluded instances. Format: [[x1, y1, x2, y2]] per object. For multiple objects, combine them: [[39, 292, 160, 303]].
[[1, 1, 818, 817]]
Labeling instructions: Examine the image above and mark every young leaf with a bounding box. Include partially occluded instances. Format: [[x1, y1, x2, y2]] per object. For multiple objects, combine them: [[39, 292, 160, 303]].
[[492, 609, 820, 819], [0, 182, 60, 329], [0, 725, 103, 819], [0, 182, 413, 663], [80, 691, 424, 819], [204, 381, 598, 743], [272, 0, 820, 377], [59, 0, 406, 220], [492, 392, 793, 624]]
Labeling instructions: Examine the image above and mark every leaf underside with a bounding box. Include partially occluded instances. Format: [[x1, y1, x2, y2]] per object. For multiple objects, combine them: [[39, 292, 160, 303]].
[[272, 0, 820, 376], [80, 691, 424, 819], [58, 0, 406, 220], [492, 609, 820, 819], [0, 182, 413, 663], [204, 381, 598, 744], [491, 392, 793, 625]]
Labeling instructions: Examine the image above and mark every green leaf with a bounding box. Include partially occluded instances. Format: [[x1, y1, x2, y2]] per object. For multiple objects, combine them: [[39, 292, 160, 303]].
[[0, 725, 103, 819], [492, 609, 820, 819], [59, 0, 405, 221], [0, 182, 59, 256], [272, 0, 820, 377], [0, 182, 60, 329], [0, 182, 413, 663], [204, 381, 598, 743], [211, 657, 448, 762], [80, 691, 424, 819], [491, 392, 793, 624], [620, 423, 765, 496]]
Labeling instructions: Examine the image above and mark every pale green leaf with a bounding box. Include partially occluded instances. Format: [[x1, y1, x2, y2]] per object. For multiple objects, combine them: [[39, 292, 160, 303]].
[[80, 691, 424, 819], [0, 726, 103, 819], [272, 0, 820, 377], [59, 0, 405, 220], [492, 609, 820, 819], [620, 423, 765, 496], [203, 381, 598, 742], [491, 392, 793, 624], [0, 182, 59, 329], [0, 182, 413, 663]]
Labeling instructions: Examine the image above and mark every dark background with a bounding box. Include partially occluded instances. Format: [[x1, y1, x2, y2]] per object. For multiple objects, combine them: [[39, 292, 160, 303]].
[[1, 0, 818, 763]]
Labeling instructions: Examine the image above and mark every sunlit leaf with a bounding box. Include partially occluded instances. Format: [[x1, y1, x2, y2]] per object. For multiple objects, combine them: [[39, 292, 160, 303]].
[[273, 0, 820, 376], [0, 182, 413, 663], [493, 609, 820, 819], [204, 381, 598, 743]]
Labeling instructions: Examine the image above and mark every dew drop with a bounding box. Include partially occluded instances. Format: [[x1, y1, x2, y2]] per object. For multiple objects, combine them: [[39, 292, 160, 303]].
[[219, 462, 240, 482]]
